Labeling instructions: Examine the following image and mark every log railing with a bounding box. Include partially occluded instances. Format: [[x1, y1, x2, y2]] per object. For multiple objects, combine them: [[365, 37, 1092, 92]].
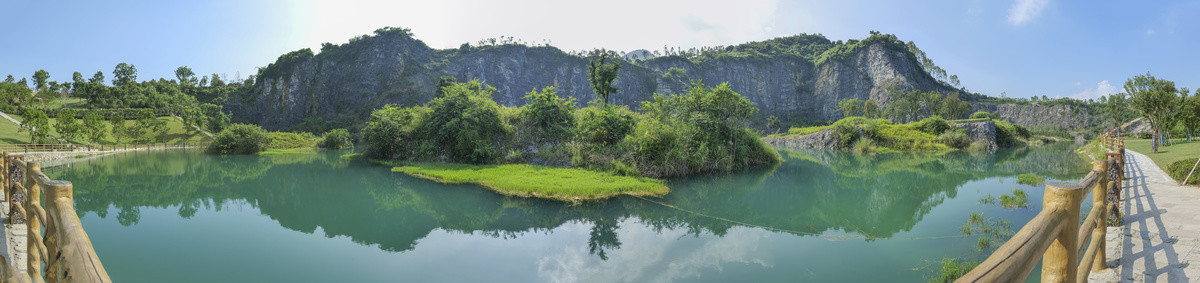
[[0, 142, 209, 154], [1, 152, 111, 283], [956, 135, 1124, 283]]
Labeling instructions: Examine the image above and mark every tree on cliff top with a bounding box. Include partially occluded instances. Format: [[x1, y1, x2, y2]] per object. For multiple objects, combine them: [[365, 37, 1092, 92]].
[[587, 50, 621, 106]]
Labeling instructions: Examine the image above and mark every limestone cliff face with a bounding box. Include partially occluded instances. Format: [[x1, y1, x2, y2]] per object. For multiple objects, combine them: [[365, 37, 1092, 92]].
[[972, 103, 1101, 131], [227, 31, 954, 130]]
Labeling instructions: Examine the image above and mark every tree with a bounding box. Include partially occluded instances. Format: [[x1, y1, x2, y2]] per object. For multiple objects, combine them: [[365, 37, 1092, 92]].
[[175, 66, 197, 86], [113, 63, 137, 87], [19, 110, 50, 144], [838, 98, 864, 117], [133, 109, 163, 142], [200, 103, 229, 133], [1104, 92, 1136, 131], [111, 112, 128, 143], [3, 75, 13, 83], [949, 75, 961, 87], [435, 75, 457, 96], [884, 86, 922, 123], [1124, 72, 1181, 152], [210, 73, 224, 87], [862, 100, 880, 118], [199, 76, 208, 87], [55, 109, 83, 141], [587, 50, 621, 105], [82, 111, 108, 143], [89, 71, 105, 83], [1181, 91, 1200, 141], [32, 69, 49, 91], [937, 92, 971, 119]]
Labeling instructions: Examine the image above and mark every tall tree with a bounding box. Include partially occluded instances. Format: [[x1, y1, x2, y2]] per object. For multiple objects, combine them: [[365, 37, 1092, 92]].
[[89, 71, 105, 83], [110, 112, 128, 143], [1104, 92, 1136, 131], [587, 50, 621, 106], [71, 71, 84, 92], [3, 75, 13, 83], [113, 63, 137, 87], [32, 69, 50, 91], [175, 66, 197, 86], [19, 109, 51, 144], [1124, 72, 1181, 152], [55, 109, 82, 141], [210, 73, 225, 87], [82, 111, 108, 143]]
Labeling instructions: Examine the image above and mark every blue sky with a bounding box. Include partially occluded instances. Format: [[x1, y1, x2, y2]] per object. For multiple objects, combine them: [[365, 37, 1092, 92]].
[[1, 0, 1196, 99]]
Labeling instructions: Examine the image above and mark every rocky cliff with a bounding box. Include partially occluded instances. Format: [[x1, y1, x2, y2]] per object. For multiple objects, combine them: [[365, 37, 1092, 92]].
[[972, 103, 1101, 131], [226, 29, 957, 130]]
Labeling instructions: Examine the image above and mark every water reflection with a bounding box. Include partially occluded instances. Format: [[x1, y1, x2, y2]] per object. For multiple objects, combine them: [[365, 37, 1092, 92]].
[[49, 143, 1089, 260]]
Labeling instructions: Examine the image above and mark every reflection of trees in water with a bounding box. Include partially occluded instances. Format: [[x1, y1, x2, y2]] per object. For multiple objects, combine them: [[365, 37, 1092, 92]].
[[50, 145, 1090, 259]]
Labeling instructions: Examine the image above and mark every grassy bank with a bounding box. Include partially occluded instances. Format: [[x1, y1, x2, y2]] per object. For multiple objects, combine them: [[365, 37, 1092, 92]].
[[770, 116, 1037, 153], [392, 162, 669, 201], [1124, 139, 1200, 184], [2, 114, 208, 145]]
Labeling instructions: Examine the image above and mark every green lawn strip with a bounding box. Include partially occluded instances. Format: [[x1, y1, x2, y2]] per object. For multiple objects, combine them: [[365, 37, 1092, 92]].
[[1123, 139, 1200, 169], [8, 114, 208, 145], [767, 125, 831, 139], [0, 118, 34, 145], [259, 148, 317, 155], [391, 162, 669, 202]]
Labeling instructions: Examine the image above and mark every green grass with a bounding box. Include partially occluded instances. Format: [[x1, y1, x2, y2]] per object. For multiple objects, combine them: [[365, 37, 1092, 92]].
[[768, 125, 830, 138], [0, 118, 34, 145], [1123, 138, 1200, 171], [6, 114, 209, 145], [1017, 174, 1044, 186], [391, 162, 669, 202], [1075, 139, 1106, 161], [259, 148, 317, 155]]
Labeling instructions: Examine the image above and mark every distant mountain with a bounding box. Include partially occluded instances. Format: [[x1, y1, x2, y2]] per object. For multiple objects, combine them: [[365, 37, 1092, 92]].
[[225, 27, 1098, 131], [622, 49, 655, 61]]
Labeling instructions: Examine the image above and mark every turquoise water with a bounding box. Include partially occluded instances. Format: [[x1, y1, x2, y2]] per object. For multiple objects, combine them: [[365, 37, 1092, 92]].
[[46, 143, 1089, 282]]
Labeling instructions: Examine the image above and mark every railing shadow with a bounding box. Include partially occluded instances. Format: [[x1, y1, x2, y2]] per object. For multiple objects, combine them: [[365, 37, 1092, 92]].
[[1120, 151, 1188, 282]]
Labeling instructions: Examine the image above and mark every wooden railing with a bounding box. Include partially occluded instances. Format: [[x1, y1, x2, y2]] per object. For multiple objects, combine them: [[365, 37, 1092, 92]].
[[956, 135, 1124, 283], [0, 142, 209, 154], [1, 153, 111, 283]]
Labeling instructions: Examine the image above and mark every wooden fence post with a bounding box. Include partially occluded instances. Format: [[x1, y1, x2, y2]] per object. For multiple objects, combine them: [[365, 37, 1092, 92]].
[[26, 162, 42, 278], [1091, 160, 1108, 272], [43, 180, 70, 282], [1042, 182, 1083, 282]]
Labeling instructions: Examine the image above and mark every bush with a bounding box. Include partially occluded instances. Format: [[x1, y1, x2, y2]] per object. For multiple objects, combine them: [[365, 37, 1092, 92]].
[[1168, 158, 1200, 184], [362, 105, 427, 159], [319, 128, 354, 149], [937, 129, 970, 149], [917, 116, 952, 135], [267, 131, 317, 149], [969, 111, 993, 119], [577, 105, 636, 145], [995, 120, 1031, 147], [417, 80, 508, 164], [208, 124, 270, 154], [519, 86, 576, 142], [830, 117, 882, 148]]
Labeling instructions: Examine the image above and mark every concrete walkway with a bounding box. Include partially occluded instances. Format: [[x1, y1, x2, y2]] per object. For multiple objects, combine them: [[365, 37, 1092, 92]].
[[1096, 150, 1199, 282]]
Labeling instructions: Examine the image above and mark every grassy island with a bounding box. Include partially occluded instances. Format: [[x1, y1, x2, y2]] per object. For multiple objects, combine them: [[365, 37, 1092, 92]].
[[392, 163, 668, 201], [359, 78, 780, 201]]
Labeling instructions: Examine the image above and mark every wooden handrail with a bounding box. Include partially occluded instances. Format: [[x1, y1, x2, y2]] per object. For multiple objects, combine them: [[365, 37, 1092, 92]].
[[957, 135, 1123, 283], [1, 152, 112, 282]]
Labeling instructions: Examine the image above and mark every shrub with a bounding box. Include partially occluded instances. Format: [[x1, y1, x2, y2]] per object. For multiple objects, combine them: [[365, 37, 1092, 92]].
[[208, 123, 270, 154], [994, 120, 1031, 147], [362, 105, 428, 159], [577, 105, 636, 145], [969, 111, 993, 119], [937, 129, 970, 149], [519, 86, 576, 142], [1168, 158, 1200, 184], [417, 80, 508, 164], [318, 128, 354, 149], [917, 116, 952, 135]]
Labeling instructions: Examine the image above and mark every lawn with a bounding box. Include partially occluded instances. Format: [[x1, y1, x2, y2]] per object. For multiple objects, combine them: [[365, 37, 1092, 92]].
[[1123, 138, 1200, 170], [3, 114, 209, 145], [392, 162, 669, 202]]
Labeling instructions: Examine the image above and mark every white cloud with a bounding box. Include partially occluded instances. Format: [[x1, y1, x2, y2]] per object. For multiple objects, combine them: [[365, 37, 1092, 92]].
[[1007, 0, 1050, 26], [1146, 29, 1157, 36], [1071, 80, 1120, 100]]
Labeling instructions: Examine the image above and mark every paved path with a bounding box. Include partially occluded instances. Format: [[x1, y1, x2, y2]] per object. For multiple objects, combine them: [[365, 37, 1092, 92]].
[[1096, 150, 1199, 282]]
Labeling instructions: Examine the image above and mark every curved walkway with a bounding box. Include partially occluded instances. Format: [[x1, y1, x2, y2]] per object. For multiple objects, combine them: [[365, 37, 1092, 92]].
[[1098, 149, 1199, 282]]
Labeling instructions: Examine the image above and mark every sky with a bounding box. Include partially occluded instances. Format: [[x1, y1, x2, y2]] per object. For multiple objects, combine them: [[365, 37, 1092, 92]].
[[1, 0, 1197, 99]]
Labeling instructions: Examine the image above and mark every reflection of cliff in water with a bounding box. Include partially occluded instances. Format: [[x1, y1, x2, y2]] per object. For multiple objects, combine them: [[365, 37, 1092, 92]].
[[48, 144, 1089, 256]]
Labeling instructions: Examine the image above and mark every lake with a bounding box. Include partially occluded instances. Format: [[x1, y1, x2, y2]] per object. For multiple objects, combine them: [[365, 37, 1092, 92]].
[[46, 142, 1090, 282]]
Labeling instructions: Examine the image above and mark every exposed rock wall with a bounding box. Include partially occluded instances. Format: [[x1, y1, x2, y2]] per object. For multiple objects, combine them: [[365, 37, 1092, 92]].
[[227, 32, 952, 130], [972, 103, 1101, 131]]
